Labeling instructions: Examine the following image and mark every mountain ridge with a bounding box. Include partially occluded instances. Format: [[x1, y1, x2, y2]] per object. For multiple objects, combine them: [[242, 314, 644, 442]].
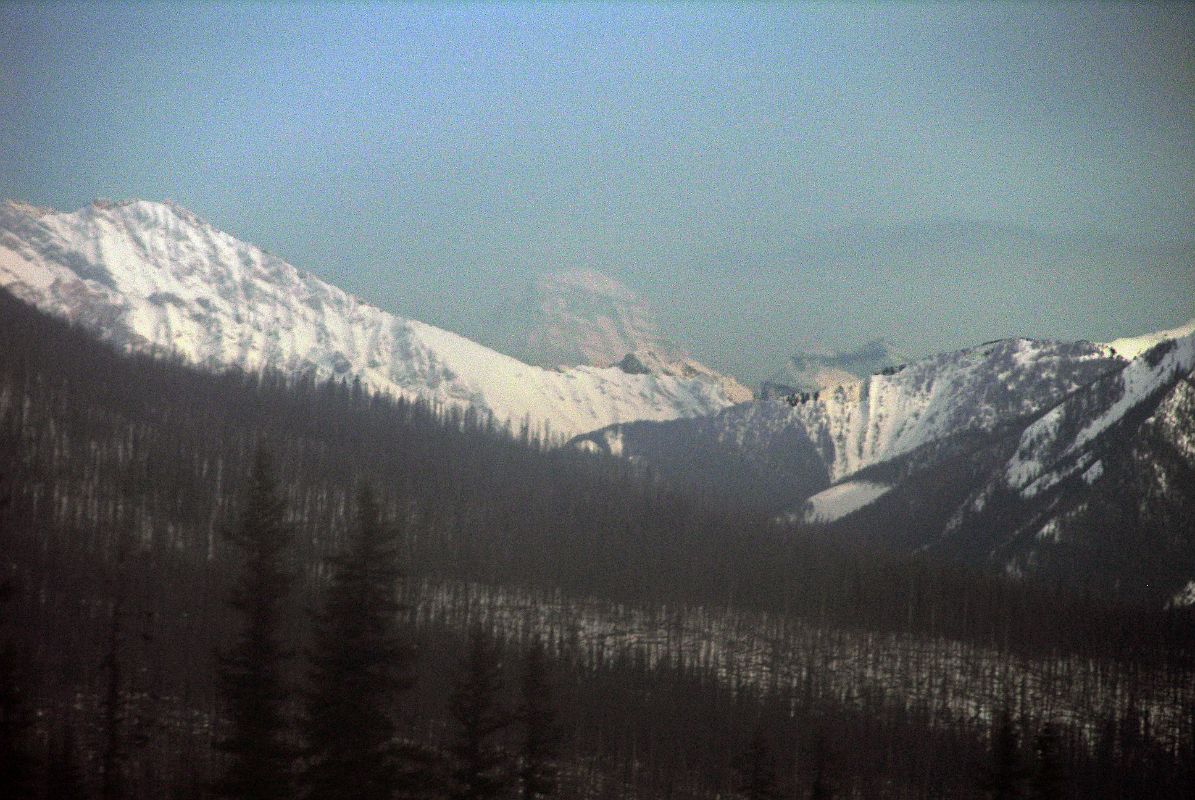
[[0, 198, 741, 440]]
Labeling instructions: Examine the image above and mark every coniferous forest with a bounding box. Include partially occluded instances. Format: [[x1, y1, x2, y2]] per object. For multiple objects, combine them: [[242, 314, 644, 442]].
[[2, 287, 1194, 798]]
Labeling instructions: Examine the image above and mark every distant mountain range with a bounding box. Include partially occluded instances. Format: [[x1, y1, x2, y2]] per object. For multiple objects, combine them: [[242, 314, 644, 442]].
[[3, 196, 1192, 603], [0, 199, 745, 440]]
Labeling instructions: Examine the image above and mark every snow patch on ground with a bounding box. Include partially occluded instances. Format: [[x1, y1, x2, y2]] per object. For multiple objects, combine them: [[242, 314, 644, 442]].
[[1035, 519, 1061, 543], [801, 480, 890, 523], [1167, 581, 1195, 609]]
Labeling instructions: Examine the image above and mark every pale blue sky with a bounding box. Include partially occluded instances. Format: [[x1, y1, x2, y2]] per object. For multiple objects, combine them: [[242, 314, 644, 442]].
[[2, 2, 1192, 380]]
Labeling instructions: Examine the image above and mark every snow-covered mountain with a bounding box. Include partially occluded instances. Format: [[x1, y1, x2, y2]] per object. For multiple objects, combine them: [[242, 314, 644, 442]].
[[578, 336, 1120, 488], [1004, 333, 1195, 499], [944, 330, 1195, 599], [574, 325, 1195, 602], [512, 269, 753, 403], [517, 268, 679, 368], [0, 199, 741, 440]]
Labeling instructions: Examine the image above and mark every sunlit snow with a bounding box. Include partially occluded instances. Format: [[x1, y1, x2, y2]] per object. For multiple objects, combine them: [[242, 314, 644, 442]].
[[801, 480, 890, 523], [0, 199, 741, 441]]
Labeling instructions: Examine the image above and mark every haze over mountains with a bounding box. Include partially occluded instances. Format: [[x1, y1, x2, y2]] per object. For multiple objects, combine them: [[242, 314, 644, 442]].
[[2, 196, 1193, 604], [517, 268, 679, 368]]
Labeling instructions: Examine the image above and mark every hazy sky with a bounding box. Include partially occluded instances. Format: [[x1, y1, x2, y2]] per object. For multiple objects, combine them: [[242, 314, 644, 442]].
[[2, 2, 1192, 380]]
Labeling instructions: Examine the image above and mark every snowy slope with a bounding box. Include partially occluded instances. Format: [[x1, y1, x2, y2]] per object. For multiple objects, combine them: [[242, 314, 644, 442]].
[[799, 480, 891, 524], [574, 337, 1120, 507], [775, 337, 1118, 482], [616, 349, 754, 403], [0, 199, 738, 440], [1101, 318, 1195, 360], [920, 334, 1195, 602], [1005, 333, 1195, 498]]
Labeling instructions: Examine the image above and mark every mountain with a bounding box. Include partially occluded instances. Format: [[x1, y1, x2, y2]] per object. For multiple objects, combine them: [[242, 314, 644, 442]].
[[517, 268, 679, 368], [0, 199, 741, 440], [761, 338, 910, 397], [947, 331, 1195, 599], [574, 326, 1195, 602], [513, 270, 753, 403], [578, 337, 1119, 497]]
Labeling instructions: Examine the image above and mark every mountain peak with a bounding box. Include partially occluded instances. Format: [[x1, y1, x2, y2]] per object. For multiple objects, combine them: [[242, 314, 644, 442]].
[[518, 268, 682, 369], [0, 199, 741, 440]]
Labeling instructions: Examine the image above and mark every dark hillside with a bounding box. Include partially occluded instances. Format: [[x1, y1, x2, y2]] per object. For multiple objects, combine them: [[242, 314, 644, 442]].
[[2, 289, 1194, 797]]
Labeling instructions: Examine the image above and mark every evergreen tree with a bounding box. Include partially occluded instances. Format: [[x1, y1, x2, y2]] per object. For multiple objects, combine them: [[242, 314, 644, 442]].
[[215, 448, 297, 800], [101, 586, 129, 800], [0, 584, 35, 800], [731, 727, 780, 800], [0, 474, 35, 800], [807, 731, 835, 800], [1029, 722, 1067, 800], [980, 709, 1026, 800], [517, 638, 559, 800], [46, 725, 89, 800], [449, 628, 511, 800], [302, 483, 414, 800]]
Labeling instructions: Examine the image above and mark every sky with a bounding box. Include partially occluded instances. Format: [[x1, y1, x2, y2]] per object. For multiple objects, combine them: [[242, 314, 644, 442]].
[[1, 1, 1192, 381]]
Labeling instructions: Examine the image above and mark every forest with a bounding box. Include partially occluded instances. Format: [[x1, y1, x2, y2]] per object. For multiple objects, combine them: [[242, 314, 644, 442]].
[[1, 288, 1194, 799]]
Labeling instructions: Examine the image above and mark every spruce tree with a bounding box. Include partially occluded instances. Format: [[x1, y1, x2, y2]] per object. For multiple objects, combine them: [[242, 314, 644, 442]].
[[731, 727, 780, 800], [0, 586, 34, 800], [46, 725, 88, 800], [449, 628, 511, 800], [808, 731, 835, 800], [1029, 722, 1067, 800], [0, 474, 34, 800], [101, 588, 129, 800], [517, 637, 559, 800], [215, 448, 297, 800], [980, 709, 1026, 800], [302, 483, 414, 800]]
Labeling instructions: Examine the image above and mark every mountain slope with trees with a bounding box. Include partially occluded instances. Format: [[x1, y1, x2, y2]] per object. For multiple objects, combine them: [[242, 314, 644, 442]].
[[2, 289, 1194, 797]]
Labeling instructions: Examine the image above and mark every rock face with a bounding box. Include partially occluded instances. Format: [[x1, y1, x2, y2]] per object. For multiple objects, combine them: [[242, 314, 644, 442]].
[[0, 199, 743, 441], [580, 337, 1121, 487]]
